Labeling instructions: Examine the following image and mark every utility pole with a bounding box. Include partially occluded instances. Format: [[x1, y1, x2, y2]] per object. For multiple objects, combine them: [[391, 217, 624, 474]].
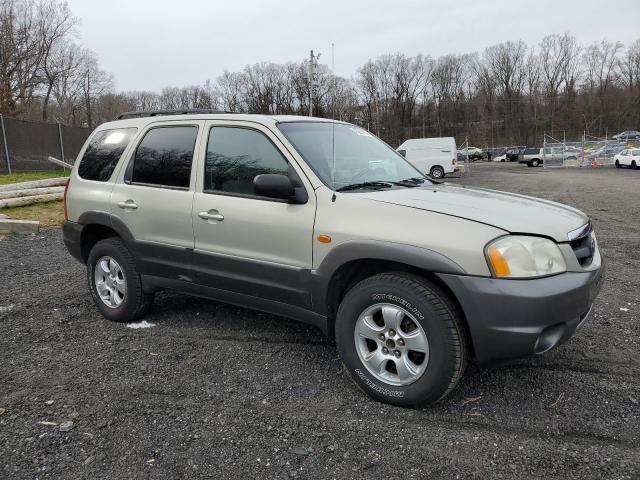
[[308, 50, 321, 117]]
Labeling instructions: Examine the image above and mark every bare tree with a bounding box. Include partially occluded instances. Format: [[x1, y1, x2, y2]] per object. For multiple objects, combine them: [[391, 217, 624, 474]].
[[38, 0, 78, 120], [620, 38, 640, 91]]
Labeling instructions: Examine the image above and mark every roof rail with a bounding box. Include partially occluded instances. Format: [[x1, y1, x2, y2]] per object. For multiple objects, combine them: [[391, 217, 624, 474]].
[[116, 109, 228, 120]]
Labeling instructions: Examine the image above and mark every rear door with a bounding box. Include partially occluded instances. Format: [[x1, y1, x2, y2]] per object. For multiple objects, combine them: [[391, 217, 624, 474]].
[[111, 120, 204, 279], [190, 120, 316, 308]]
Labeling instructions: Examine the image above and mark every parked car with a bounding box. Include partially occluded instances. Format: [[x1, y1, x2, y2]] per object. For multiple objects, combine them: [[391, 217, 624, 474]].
[[62, 110, 604, 407], [397, 137, 458, 179], [543, 147, 582, 167], [586, 144, 626, 161], [493, 153, 507, 162], [506, 146, 526, 162], [518, 147, 544, 167], [458, 146, 484, 160], [614, 148, 640, 169], [612, 131, 640, 141]]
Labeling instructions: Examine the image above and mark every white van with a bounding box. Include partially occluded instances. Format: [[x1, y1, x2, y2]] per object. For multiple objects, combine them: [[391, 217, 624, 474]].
[[397, 137, 458, 179]]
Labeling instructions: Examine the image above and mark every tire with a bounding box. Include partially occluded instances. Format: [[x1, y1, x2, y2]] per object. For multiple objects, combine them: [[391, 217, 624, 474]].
[[87, 238, 154, 322], [615, 160, 620, 168], [632, 160, 637, 170], [531, 158, 540, 167], [429, 165, 445, 179], [335, 273, 468, 407]]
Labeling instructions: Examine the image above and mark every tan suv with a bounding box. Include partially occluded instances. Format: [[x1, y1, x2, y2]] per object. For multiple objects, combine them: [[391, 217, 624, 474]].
[[63, 110, 605, 407]]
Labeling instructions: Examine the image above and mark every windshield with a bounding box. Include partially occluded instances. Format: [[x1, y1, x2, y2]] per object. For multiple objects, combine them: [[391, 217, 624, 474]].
[[277, 121, 428, 190]]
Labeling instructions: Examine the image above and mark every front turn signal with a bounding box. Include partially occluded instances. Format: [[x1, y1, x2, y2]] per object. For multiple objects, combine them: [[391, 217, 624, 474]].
[[487, 246, 511, 277]]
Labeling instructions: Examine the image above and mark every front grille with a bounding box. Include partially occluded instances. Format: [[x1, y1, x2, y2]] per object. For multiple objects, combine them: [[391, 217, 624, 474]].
[[569, 232, 595, 266]]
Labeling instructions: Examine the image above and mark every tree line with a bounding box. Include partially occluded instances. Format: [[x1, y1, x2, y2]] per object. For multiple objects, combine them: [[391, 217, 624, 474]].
[[2, 0, 639, 147]]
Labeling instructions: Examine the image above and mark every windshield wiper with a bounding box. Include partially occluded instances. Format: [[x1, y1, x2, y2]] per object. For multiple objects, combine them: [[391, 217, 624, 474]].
[[400, 177, 427, 184], [336, 181, 394, 192]]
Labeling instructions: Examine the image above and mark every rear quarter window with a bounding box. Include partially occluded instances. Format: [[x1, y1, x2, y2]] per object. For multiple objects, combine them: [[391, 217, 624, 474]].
[[78, 128, 137, 181]]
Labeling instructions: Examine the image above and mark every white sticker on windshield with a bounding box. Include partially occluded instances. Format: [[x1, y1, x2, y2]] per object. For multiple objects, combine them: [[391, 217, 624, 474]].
[[350, 127, 373, 137]]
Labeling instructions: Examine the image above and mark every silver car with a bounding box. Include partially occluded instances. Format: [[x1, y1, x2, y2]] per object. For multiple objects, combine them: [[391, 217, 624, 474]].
[[62, 111, 605, 407]]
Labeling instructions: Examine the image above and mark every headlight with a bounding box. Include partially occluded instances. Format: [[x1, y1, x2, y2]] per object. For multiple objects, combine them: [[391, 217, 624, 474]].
[[486, 236, 566, 278]]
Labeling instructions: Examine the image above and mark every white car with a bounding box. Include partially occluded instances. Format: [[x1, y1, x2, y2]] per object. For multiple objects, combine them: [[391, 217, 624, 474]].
[[493, 154, 507, 162], [614, 148, 640, 169], [458, 146, 484, 160]]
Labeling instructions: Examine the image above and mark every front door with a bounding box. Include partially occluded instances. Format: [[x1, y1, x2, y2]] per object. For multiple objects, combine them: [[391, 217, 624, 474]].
[[191, 121, 316, 308]]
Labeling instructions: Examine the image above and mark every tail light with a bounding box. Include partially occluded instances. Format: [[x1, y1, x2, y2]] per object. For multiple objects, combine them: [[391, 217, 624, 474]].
[[452, 158, 456, 165], [63, 179, 70, 220]]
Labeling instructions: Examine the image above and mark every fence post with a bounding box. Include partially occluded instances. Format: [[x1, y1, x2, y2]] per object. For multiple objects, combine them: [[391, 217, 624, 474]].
[[57, 122, 66, 171], [0, 114, 11, 175]]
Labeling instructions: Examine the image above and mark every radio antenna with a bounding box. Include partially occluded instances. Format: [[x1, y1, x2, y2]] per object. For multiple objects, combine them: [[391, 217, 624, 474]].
[[331, 42, 337, 202]]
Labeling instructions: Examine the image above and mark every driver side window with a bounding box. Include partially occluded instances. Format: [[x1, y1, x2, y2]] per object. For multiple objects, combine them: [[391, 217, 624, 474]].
[[204, 127, 289, 195]]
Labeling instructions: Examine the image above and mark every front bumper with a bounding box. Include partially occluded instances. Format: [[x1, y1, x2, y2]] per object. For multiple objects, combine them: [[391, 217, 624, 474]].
[[437, 264, 605, 365]]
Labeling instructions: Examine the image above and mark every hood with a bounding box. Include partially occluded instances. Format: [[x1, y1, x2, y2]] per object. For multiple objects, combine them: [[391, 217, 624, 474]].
[[354, 184, 588, 242]]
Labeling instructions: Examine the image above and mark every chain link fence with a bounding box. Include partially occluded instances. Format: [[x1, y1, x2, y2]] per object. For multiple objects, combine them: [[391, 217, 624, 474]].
[[542, 133, 639, 169], [456, 137, 472, 176], [0, 115, 91, 173]]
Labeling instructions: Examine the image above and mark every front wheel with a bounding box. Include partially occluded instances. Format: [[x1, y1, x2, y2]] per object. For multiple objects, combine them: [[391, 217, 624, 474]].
[[615, 160, 621, 168], [87, 238, 154, 322], [531, 159, 540, 167], [335, 273, 468, 407], [632, 160, 637, 170], [429, 166, 445, 179]]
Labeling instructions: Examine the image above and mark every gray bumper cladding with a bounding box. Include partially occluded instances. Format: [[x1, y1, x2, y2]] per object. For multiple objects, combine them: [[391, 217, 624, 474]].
[[437, 265, 605, 365]]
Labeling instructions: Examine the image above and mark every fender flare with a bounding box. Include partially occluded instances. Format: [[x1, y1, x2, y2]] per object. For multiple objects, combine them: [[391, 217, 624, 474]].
[[310, 240, 466, 316]]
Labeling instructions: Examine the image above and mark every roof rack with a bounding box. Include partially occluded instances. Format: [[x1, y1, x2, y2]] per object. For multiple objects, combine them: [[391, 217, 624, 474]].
[[116, 109, 228, 120]]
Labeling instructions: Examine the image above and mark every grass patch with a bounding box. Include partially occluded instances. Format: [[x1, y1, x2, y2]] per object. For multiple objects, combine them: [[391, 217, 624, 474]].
[[2, 200, 65, 227], [0, 170, 69, 185]]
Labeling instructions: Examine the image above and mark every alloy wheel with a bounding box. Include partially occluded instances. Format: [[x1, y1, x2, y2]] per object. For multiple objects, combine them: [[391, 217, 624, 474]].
[[354, 303, 430, 386], [94, 256, 126, 308]]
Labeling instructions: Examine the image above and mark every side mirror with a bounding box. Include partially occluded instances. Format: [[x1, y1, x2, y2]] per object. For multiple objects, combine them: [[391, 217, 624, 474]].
[[253, 174, 295, 200]]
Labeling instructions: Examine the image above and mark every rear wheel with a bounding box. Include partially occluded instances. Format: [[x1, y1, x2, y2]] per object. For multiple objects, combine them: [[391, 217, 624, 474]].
[[531, 158, 540, 167], [87, 238, 153, 322], [335, 273, 468, 407], [615, 160, 621, 168], [429, 165, 445, 179], [632, 160, 637, 170]]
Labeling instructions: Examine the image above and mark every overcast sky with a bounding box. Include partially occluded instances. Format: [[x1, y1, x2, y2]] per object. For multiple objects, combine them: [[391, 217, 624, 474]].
[[66, 0, 640, 93]]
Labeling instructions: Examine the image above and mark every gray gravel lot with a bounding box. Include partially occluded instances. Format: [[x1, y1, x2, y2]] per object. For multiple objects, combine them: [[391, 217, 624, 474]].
[[1, 162, 639, 479]]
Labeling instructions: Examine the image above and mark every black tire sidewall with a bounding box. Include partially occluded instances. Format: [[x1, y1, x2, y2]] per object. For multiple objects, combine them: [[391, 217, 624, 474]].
[[335, 276, 459, 407], [87, 239, 143, 322], [430, 166, 444, 179]]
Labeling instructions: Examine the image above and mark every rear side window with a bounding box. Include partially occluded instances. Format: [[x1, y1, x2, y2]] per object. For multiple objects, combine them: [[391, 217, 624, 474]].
[[78, 128, 137, 181], [204, 127, 288, 195], [633, 150, 640, 156], [131, 126, 198, 189], [524, 148, 540, 155]]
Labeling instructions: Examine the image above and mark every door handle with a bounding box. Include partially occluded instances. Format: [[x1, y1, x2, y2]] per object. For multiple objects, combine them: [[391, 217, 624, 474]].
[[117, 200, 138, 210], [198, 210, 224, 222]]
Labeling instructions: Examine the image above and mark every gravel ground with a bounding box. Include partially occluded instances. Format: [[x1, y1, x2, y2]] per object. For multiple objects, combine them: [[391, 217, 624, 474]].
[[1, 162, 638, 479]]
